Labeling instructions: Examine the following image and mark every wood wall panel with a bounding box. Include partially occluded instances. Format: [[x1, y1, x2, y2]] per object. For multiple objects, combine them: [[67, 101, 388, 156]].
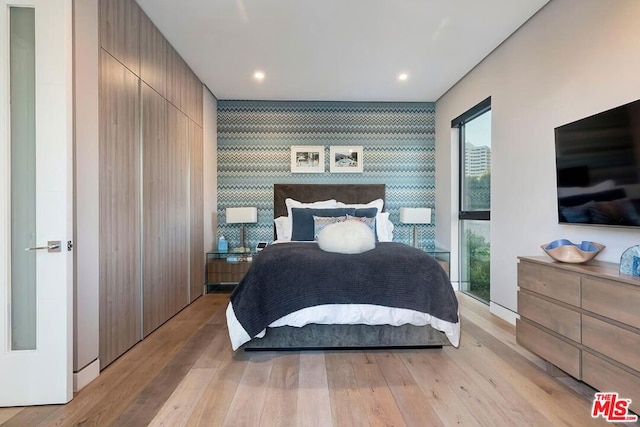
[[99, 49, 141, 368], [189, 121, 204, 302], [99, 0, 140, 75], [139, 10, 166, 97], [166, 44, 187, 112], [143, 85, 190, 336]]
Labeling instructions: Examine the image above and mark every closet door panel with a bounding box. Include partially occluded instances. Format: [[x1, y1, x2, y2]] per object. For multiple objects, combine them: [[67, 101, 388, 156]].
[[139, 10, 166, 97], [189, 121, 204, 302], [142, 83, 167, 337], [143, 89, 189, 336], [99, 49, 141, 368], [165, 103, 190, 322], [99, 0, 140, 75]]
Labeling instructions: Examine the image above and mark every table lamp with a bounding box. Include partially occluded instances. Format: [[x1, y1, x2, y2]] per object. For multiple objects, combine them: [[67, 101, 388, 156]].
[[399, 207, 432, 247], [226, 207, 258, 252]]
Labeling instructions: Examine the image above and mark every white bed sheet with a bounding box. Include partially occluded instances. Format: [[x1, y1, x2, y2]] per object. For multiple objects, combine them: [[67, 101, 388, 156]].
[[226, 301, 460, 351]]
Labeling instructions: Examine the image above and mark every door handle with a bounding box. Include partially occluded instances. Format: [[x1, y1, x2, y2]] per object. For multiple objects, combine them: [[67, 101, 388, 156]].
[[25, 240, 61, 253]]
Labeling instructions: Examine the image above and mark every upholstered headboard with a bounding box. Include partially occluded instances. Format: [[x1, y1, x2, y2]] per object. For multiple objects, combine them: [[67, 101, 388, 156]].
[[273, 184, 386, 219]]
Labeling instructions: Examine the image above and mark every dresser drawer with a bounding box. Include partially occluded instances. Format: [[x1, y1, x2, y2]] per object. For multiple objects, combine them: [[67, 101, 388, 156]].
[[518, 291, 581, 342], [582, 315, 640, 373], [516, 319, 581, 378], [582, 351, 640, 414], [207, 259, 252, 283], [518, 261, 580, 306], [582, 277, 640, 329]]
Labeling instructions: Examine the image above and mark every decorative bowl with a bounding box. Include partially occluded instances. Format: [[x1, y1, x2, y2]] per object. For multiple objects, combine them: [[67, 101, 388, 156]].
[[541, 239, 605, 264]]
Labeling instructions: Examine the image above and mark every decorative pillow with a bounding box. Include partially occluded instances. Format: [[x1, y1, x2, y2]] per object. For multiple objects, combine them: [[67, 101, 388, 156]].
[[285, 198, 337, 237], [317, 220, 376, 254], [337, 199, 387, 240], [313, 215, 347, 240], [274, 216, 291, 241], [347, 214, 376, 239], [291, 207, 355, 241]]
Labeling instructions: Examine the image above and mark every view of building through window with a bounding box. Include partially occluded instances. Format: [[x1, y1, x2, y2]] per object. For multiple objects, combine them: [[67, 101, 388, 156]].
[[458, 106, 491, 302]]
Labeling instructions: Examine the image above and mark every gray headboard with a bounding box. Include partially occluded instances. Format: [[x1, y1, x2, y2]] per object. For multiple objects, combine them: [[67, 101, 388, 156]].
[[273, 184, 386, 219]]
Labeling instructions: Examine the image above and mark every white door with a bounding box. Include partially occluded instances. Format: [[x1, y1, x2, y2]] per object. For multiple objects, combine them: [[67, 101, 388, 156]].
[[0, 0, 73, 405]]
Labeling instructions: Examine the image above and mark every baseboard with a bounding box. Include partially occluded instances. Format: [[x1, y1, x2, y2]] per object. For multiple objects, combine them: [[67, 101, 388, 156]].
[[489, 302, 518, 325], [73, 358, 100, 392]]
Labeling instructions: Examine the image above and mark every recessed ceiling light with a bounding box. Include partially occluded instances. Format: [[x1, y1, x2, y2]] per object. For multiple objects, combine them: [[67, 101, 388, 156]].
[[253, 71, 265, 81], [398, 73, 408, 81]]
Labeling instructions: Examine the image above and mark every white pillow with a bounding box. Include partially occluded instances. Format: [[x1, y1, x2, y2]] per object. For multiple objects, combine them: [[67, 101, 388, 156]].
[[317, 220, 376, 254], [377, 212, 394, 242], [285, 198, 337, 237], [274, 216, 291, 241]]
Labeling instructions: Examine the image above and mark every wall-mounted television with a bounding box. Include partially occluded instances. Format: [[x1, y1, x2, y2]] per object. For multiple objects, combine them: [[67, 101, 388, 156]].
[[555, 98, 640, 227]]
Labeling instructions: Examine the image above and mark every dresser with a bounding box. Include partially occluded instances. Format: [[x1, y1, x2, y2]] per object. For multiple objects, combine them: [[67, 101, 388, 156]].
[[516, 256, 640, 413]]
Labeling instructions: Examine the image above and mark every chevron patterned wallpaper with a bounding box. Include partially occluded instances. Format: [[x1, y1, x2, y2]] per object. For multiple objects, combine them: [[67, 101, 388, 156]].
[[217, 100, 436, 248]]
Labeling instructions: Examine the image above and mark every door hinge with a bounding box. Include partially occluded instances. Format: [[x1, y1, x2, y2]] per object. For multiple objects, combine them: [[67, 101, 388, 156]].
[[67, 241, 73, 251]]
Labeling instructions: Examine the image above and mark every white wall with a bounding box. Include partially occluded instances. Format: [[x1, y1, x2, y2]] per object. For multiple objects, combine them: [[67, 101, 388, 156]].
[[435, 0, 640, 320], [203, 87, 218, 251], [73, 0, 99, 378]]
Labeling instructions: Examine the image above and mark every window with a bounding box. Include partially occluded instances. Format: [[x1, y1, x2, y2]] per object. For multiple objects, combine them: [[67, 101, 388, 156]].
[[452, 97, 491, 303]]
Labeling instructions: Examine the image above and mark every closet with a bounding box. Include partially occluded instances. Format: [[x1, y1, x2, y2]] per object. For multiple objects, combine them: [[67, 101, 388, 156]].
[[98, 0, 204, 367]]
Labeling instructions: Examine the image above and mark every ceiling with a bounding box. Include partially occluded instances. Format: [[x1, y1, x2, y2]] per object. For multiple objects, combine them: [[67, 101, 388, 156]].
[[136, 0, 551, 102]]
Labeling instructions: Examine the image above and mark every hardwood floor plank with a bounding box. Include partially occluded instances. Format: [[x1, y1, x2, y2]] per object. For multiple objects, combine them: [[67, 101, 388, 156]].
[[221, 352, 274, 426], [374, 351, 444, 427], [148, 368, 216, 426], [0, 408, 22, 425], [442, 340, 556, 427], [325, 352, 370, 427], [259, 353, 300, 426], [295, 352, 332, 427], [351, 352, 407, 427], [1, 405, 59, 427], [185, 347, 249, 427], [112, 324, 222, 426], [459, 319, 604, 427], [400, 350, 480, 426], [417, 348, 518, 427]]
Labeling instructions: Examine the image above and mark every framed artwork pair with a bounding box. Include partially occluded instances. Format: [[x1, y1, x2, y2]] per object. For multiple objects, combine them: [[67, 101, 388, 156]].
[[290, 145, 363, 174]]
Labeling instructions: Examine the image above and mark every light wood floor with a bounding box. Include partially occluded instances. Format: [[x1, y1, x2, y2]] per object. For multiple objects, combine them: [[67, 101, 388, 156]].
[[0, 292, 632, 426]]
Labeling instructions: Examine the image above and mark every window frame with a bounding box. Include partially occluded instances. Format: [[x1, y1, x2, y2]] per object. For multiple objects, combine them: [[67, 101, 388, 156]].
[[451, 96, 491, 221]]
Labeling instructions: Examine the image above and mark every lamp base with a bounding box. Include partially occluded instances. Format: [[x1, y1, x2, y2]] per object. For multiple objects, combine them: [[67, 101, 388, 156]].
[[413, 225, 419, 248]]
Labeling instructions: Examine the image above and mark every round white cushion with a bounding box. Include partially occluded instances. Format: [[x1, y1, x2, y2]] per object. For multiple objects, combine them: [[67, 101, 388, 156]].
[[317, 220, 376, 254]]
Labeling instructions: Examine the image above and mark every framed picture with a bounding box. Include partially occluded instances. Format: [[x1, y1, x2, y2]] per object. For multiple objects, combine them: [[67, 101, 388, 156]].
[[329, 146, 363, 173], [290, 146, 324, 173]]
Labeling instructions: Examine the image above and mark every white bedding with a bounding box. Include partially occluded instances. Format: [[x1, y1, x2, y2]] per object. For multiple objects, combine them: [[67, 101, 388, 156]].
[[226, 301, 460, 351]]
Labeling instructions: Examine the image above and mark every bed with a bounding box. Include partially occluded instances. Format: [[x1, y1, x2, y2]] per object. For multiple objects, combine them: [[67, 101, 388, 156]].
[[225, 184, 460, 350]]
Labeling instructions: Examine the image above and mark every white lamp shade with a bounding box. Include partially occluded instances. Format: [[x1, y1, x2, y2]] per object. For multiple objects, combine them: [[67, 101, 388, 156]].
[[399, 207, 431, 224], [226, 207, 258, 224]]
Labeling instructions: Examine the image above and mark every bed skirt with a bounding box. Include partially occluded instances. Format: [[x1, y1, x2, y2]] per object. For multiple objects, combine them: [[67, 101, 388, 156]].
[[241, 323, 451, 351]]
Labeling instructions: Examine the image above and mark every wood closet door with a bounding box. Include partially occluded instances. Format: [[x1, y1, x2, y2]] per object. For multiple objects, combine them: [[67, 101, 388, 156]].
[[189, 120, 204, 302], [143, 84, 189, 336], [99, 49, 141, 368]]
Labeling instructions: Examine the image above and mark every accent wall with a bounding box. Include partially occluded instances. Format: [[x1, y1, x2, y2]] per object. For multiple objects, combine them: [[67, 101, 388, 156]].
[[217, 100, 436, 248]]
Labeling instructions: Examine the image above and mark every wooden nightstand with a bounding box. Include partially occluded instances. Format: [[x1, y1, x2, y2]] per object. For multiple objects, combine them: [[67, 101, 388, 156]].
[[205, 250, 256, 292]]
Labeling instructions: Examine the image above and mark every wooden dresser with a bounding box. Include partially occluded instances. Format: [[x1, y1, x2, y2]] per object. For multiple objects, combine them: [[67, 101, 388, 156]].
[[516, 256, 640, 413]]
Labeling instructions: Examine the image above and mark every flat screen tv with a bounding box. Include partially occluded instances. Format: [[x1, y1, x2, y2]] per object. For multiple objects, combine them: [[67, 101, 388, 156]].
[[555, 98, 640, 227]]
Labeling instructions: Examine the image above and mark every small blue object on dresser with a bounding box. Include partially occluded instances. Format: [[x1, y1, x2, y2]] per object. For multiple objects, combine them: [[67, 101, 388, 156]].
[[540, 239, 605, 264], [619, 244, 640, 276], [217, 235, 228, 253]]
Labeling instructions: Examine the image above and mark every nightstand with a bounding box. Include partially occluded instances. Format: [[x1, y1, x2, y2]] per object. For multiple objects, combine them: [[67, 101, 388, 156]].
[[421, 247, 450, 277], [205, 250, 256, 292]]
